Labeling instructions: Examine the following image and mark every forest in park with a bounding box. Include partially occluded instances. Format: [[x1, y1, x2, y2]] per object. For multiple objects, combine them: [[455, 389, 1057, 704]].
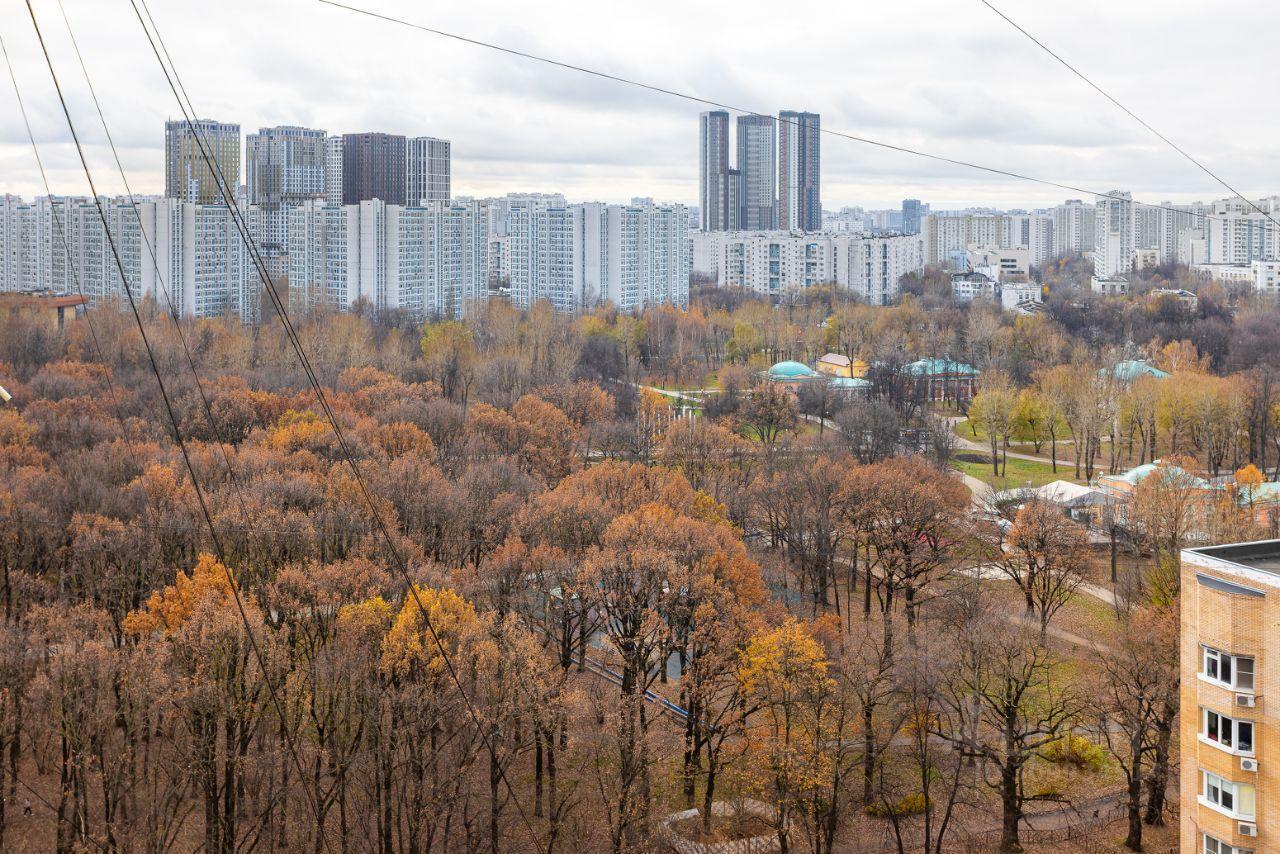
[[2, 273, 1279, 852]]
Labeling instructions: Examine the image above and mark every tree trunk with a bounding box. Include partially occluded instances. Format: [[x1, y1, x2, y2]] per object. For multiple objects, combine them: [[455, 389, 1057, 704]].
[[1124, 730, 1145, 851], [1144, 709, 1174, 825], [1110, 526, 1119, 584], [534, 730, 544, 818], [862, 701, 875, 805], [702, 753, 717, 834], [999, 763, 1021, 852]]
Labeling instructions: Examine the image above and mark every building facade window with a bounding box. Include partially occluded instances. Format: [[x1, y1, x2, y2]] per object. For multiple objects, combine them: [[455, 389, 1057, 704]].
[[1199, 769, 1255, 819], [1203, 646, 1255, 692], [1202, 708, 1254, 754], [1203, 833, 1247, 854]]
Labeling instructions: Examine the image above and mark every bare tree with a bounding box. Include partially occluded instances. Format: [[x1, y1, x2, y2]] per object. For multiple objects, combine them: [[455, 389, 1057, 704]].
[[1092, 605, 1178, 851], [936, 611, 1082, 853], [987, 499, 1088, 643]]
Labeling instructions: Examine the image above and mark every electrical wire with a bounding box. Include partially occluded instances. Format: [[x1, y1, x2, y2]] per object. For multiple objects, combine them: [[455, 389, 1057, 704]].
[[0, 30, 148, 448], [979, 0, 1280, 230], [52, 0, 258, 539], [315, 0, 1225, 222], [129, 0, 543, 844], [20, 6, 337, 850]]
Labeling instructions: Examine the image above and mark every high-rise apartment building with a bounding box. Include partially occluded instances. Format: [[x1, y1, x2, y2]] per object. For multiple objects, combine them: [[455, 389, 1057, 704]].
[[736, 115, 776, 231], [691, 231, 922, 304], [324, 136, 344, 205], [1205, 203, 1280, 266], [920, 213, 1010, 267], [406, 137, 451, 205], [286, 194, 687, 318], [726, 169, 743, 231], [1134, 203, 1162, 252], [1095, 191, 1135, 277], [287, 198, 488, 319], [1166, 203, 1209, 265], [778, 110, 821, 232], [573, 199, 690, 311], [341, 133, 406, 205], [1181, 541, 1280, 854], [165, 119, 240, 204], [245, 126, 326, 261], [901, 199, 923, 235], [1051, 200, 1097, 257], [2, 193, 255, 322], [1005, 213, 1055, 268], [699, 111, 731, 232], [246, 126, 326, 208], [0, 195, 33, 293]]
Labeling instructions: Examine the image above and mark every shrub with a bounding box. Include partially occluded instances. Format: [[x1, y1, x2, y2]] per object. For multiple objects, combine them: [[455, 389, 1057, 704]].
[[865, 793, 927, 818], [1042, 734, 1107, 772]]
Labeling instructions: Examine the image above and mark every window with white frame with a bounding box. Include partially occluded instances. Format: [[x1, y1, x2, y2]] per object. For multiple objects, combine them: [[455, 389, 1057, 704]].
[[1202, 646, 1256, 692], [1202, 708, 1255, 754], [1200, 769, 1255, 819], [1204, 833, 1247, 854]]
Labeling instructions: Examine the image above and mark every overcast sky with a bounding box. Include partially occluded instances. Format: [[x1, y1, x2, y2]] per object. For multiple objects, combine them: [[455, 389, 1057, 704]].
[[1, 0, 1276, 210]]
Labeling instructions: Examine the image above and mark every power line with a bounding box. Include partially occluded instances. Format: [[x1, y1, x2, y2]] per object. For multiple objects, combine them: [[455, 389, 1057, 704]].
[[314, 0, 1223, 221], [20, 6, 337, 850], [0, 30, 148, 448], [128, 0, 544, 844], [978, 0, 1280, 230], [51, 0, 260, 546]]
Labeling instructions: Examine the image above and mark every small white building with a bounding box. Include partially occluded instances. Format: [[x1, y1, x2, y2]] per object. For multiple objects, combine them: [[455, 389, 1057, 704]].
[[1149, 288, 1198, 309], [1000, 282, 1042, 311], [1252, 260, 1280, 297], [965, 246, 1030, 281], [951, 271, 997, 301], [1192, 263, 1254, 286], [1091, 275, 1130, 296]]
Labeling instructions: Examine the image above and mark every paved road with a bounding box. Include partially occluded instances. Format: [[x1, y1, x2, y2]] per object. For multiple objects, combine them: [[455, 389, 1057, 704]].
[[639, 385, 707, 403]]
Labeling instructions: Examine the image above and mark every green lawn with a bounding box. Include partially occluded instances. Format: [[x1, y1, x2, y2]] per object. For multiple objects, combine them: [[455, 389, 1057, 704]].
[[957, 414, 1136, 463], [951, 451, 1081, 490], [953, 418, 988, 442]]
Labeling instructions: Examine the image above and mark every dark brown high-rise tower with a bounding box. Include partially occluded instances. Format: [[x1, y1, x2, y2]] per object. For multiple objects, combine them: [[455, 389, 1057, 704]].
[[341, 132, 406, 205]]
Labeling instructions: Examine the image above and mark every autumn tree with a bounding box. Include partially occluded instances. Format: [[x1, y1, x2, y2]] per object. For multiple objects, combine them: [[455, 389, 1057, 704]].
[[125, 554, 280, 854], [743, 381, 798, 449], [421, 320, 476, 406], [852, 456, 971, 652], [738, 619, 838, 854], [990, 499, 1088, 643], [936, 606, 1082, 853], [1128, 455, 1206, 602], [1092, 604, 1179, 850], [969, 373, 1018, 476]]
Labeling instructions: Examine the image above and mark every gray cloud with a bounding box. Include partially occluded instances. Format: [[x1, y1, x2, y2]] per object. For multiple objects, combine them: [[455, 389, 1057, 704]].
[[0, 0, 1275, 209]]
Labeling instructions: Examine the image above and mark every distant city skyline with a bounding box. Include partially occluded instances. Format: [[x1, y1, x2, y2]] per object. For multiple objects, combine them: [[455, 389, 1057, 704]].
[[2, 0, 1279, 209]]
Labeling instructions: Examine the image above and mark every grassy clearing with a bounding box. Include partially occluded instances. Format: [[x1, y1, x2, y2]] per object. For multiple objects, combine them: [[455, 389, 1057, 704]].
[[954, 419, 1080, 458], [951, 452, 1080, 490]]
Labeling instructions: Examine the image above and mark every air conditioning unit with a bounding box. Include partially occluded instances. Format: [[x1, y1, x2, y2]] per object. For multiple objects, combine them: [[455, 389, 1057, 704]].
[[1238, 822, 1257, 837], [1241, 757, 1259, 772], [1236, 693, 1256, 708]]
